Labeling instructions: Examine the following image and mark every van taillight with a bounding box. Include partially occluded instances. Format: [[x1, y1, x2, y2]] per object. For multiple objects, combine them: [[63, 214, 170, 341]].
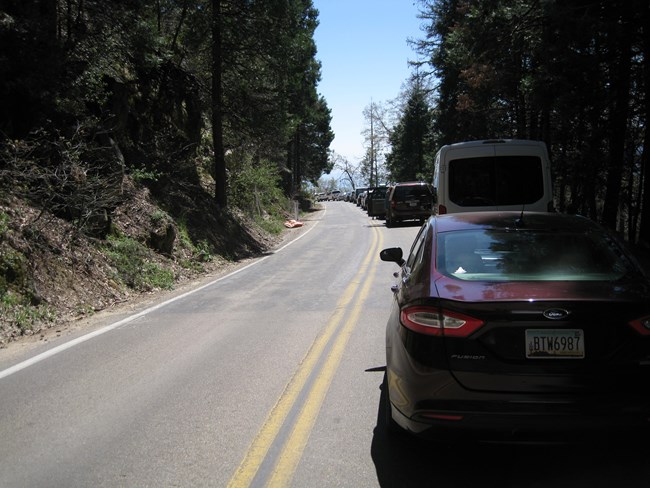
[[438, 205, 447, 214]]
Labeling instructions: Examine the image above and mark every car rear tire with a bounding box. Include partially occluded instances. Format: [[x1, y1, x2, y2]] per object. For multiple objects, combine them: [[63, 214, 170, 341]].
[[382, 374, 405, 437]]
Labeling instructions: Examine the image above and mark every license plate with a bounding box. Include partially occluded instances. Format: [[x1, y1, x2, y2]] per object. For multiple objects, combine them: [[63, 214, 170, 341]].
[[525, 329, 584, 359], [408, 201, 418, 207]]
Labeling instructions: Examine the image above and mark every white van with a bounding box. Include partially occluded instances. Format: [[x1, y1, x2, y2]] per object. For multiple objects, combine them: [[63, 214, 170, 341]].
[[432, 139, 554, 214]]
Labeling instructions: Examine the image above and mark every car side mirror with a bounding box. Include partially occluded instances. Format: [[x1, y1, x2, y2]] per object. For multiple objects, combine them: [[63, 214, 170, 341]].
[[380, 247, 405, 267]]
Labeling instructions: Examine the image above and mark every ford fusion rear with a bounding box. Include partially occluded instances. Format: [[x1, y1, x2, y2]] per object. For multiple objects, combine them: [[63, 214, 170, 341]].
[[380, 212, 650, 442]]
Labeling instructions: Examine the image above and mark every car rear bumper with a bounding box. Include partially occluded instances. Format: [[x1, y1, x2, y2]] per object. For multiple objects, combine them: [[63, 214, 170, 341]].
[[387, 368, 650, 443], [394, 409, 650, 443], [391, 403, 650, 443], [388, 208, 432, 221]]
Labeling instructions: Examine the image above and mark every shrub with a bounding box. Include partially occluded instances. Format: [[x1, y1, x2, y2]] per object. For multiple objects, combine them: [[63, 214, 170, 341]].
[[104, 236, 174, 291], [228, 157, 286, 217], [0, 291, 56, 335], [0, 211, 8, 236]]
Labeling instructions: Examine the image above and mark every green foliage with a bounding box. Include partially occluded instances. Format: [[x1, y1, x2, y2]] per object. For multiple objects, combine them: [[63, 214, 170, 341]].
[[291, 96, 335, 186], [0, 222, 57, 334], [150, 209, 168, 225], [255, 215, 285, 236], [0, 291, 57, 334], [228, 156, 286, 217], [415, 0, 648, 240], [194, 240, 214, 263], [131, 169, 162, 183], [0, 126, 123, 239], [215, 0, 332, 194], [75, 303, 96, 317], [0, 246, 27, 297], [175, 220, 193, 249], [103, 236, 174, 291], [386, 83, 436, 182], [1, 0, 332, 220], [224, 151, 291, 235], [176, 221, 213, 267], [1, 0, 334, 346], [0, 212, 8, 236]]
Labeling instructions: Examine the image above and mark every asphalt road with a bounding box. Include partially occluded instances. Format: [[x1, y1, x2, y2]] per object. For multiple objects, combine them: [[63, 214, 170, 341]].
[[1, 201, 649, 487]]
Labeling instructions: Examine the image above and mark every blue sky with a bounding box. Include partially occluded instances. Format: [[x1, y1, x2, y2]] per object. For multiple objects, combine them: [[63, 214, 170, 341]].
[[312, 1, 424, 164]]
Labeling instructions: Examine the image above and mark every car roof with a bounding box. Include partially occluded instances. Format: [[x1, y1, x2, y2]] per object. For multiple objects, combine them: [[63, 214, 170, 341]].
[[442, 139, 546, 149], [431, 211, 603, 234], [394, 181, 428, 186]]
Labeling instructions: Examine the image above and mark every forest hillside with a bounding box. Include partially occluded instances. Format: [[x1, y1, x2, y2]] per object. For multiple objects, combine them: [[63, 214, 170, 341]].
[[1, 1, 329, 346], [0, 167, 298, 346], [3, 1, 650, 345]]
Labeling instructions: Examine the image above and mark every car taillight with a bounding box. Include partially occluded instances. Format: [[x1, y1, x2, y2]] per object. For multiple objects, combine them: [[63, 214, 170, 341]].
[[628, 316, 650, 336], [400, 306, 484, 337], [438, 205, 447, 214]]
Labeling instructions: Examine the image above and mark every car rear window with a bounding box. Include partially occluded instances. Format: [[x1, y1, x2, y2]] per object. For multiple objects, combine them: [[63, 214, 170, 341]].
[[393, 185, 432, 200], [437, 229, 636, 281], [448, 156, 543, 207]]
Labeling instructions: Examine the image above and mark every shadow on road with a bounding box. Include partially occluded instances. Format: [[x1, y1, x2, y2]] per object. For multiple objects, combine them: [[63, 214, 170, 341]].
[[370, 374, 650, 488], [365, 220, 424, 229]]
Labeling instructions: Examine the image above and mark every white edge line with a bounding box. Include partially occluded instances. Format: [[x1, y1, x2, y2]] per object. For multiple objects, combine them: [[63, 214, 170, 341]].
[[0, 216, 321, 381]]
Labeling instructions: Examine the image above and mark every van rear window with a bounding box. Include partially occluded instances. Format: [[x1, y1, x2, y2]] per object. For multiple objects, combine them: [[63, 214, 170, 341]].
[[448, 156, 543, 207]]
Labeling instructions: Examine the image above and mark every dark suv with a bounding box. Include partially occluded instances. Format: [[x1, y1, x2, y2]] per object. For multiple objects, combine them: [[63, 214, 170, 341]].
[[385, 181, 434, 227]]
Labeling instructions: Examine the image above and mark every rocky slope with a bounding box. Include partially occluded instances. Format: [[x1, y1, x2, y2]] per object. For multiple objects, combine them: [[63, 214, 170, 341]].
[[0, 178, 284, 348]]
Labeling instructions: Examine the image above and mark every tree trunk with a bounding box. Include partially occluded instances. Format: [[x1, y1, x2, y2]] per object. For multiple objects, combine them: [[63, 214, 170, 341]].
[[601, 6, 633, 228], [170, 0, 189, 53], [293, 129, 301, 197], [639, 0, 650, 248], [212, 0, 227, 208]]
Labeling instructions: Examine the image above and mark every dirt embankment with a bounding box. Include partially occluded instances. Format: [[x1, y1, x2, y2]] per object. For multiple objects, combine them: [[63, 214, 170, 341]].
[[0, 180, 309, 349]]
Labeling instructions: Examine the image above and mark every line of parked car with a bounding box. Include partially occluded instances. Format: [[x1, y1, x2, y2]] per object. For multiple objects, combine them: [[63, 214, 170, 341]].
[[318, 182, 437, 228], [315, 189, 363, 202], [342, 181, 436, 228]]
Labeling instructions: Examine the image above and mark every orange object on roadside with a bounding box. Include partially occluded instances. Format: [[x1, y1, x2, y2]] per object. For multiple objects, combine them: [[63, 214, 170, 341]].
[[283, 219, 303, 228]]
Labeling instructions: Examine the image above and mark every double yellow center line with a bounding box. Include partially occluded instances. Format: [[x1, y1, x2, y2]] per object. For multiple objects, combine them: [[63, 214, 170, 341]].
[[227, 225, 383, 488]]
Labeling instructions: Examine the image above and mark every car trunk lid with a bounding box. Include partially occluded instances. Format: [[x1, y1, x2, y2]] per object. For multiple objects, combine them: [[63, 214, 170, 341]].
[[434, 277, 650, 394]]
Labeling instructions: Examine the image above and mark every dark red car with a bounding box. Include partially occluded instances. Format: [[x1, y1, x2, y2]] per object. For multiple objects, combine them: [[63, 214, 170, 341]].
[[380, 211, 650, 442]]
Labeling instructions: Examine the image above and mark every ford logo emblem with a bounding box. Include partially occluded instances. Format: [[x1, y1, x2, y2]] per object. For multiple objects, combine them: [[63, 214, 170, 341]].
[[543, 309, 569, 320]]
